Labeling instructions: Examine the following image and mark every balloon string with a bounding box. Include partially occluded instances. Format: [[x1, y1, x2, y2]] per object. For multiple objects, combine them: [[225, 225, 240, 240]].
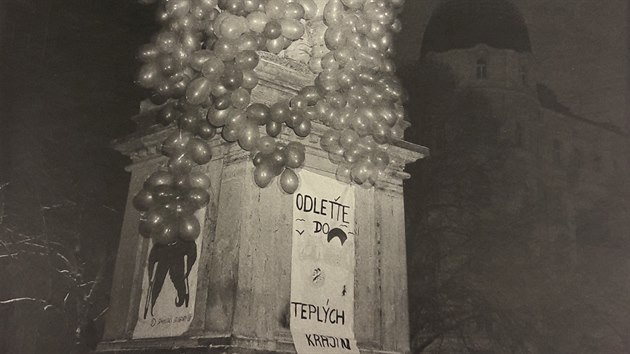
[[144, 270, 153, 319]]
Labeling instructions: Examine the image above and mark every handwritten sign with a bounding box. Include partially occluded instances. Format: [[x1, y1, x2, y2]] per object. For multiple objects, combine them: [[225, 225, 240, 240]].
[[291, 170, 359, 353], [132, 212, 204, 339]]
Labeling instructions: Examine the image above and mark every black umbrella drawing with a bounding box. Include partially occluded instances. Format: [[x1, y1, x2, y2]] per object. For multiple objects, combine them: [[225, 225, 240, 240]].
[[143, 240, 197, 319], [327, 227, 348, 246]]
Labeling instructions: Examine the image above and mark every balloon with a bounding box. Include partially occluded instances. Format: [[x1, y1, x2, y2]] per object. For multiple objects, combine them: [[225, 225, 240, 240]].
[[165, 0, 191, 18], [133, 189, 155, 212], [221, 64, 244, 90], [285, 2, 305, 19], [372, 149, 390, 169], [155, 31, 178, 53], [270, 100, 290, 123], [371, 120, 391, 144], [298, 0, 317, 19], [151, 219, 178, 245], [299, 86, 322, 106], [186, 188, 210, 209], [241, 70, 259, 90], [254, 164, 274, 188], [333, 47, 354, 66], [280, 168, 299, 194], [162, 131, 192, 157], [247, 103, 271, 125], [238, 33, 260, 51], [265, 37, 286, 54], [351, 160, 372, 185], [222, 124, 240, 142], [140, 207, 170, 238], [171, 77, 190, 98], [280, 18, 304, 40], [186, 171, 211, 189], [178, 214, 201, 241], [220, 14, 248, 40], [339, 129, 359, 149], [335, 163, 352, 184], [226, 108, 247, 127], [137, 44, 160, 62], [265, 0, 286, 19], [207, 106, 232, 127], [289, 95, 308, 111], [323, 0, 344, 26], [180, 31, 202, 52], [231, 88, 251, 109], [211, 82, 229, 97], [136, 63, 162, 88], [235, 50, 259, 71], [338, 70, 356, 89], [190, 50, 213, 71], [341, 0, 364, 10], [266, 121, 282, 137], [257, 136, 277, 154], [263, 20, 282, 40], [238, 121, 260, 151], [152, 185, 178, 204], [187, 138, 213, 164], [214, 93, 232, 110], [201, 55, 225, 79], [165, 199, 196, 215], [286, 111, 303, 128], [324, 25, 346, 50], [224, 0, 245, 14], [344, 143, 367, 163], [185, 77, 212, 105], [243, 0, 261, 12], [309, 57, 322, 73], [285, 141, 305, 168], [168, 154, 195, 175], [252, 152, 265, 167], [195, 121, 215, 139], [293, 119, 311, 137], [320, 129, 340, 151], [247, 11, 269, 33], [213, 38, 239, 61], [269, 148, 287, 175], [325, 91, 347, 108], [178, 111, 202, 132], [157, 103, 179, 126], [144, 171, 175, 190]]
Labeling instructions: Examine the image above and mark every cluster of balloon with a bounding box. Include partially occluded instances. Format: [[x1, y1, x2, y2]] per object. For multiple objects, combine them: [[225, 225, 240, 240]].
[[132, 0, 410, 241], [133, 0, 320, 242], [309, 0, 406, 186], [252, 141, 305, 193]]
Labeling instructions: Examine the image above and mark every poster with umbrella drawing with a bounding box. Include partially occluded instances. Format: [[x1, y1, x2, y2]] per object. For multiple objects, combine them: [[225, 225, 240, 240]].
[[291, 170, 359, 353], [132, 211, 203, 339]]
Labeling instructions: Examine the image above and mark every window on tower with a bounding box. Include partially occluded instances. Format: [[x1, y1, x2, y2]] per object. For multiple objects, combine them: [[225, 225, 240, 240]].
[[476, 59, 487, 79]]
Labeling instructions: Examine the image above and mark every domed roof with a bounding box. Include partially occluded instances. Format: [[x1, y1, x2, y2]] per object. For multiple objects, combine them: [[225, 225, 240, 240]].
[[420, 0, 532, 57]]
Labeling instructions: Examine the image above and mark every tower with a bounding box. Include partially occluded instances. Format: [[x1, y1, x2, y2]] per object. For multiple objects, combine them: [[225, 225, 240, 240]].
[[97, 1, 428, 353]]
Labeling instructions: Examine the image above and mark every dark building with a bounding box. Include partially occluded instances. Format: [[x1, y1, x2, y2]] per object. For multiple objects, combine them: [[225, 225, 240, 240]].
[[405, 0, 630, 352]]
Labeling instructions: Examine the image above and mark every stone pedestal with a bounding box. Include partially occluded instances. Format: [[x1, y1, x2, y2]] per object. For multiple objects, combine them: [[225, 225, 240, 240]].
[[97, 53, 427, 354]]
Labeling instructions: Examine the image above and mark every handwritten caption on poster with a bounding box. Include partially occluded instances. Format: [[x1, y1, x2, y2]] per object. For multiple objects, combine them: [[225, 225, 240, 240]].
[[291, 170, 359, 353], [132, 212, 204, 339]]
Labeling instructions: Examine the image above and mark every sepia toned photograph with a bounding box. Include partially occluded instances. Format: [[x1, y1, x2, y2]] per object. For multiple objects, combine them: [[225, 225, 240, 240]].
[[1, 0, 628, 353]]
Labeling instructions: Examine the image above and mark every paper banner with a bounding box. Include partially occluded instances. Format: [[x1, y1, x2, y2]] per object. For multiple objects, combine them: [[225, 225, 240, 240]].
[[291, 170, 359, 354], [132, 212, 204, 339]]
